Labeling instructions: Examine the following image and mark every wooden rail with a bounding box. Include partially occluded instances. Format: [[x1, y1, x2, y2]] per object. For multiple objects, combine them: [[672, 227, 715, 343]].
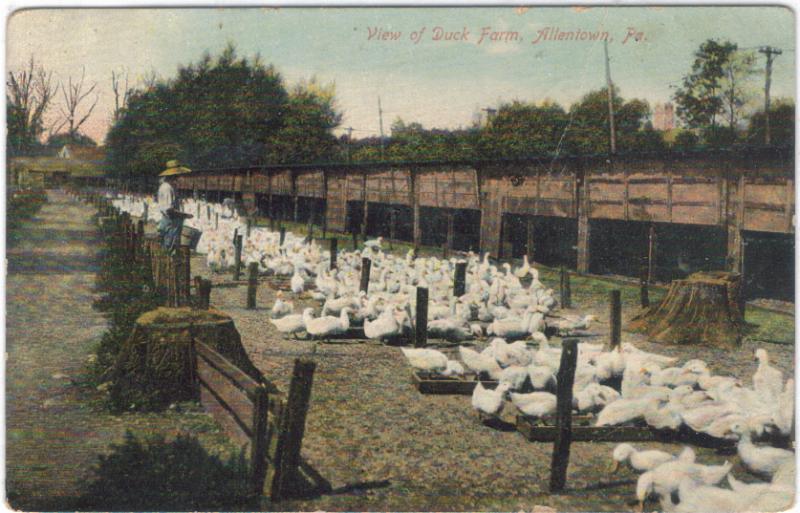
[[195, 341, 326, 500]]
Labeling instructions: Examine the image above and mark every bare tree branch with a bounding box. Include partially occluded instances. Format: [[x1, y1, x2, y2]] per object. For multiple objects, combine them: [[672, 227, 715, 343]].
[[54, 65, 99, 140]]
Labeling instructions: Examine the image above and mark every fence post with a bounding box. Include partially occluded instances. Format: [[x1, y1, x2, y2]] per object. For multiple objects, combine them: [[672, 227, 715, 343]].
[[329, 238, 338, 270], [610, 290, 621, 350], [352, 231, 358, 250], [271, 358, 317, 500], [454, 261, 467, 297], [560, 267, 572, 309], [279, 226, 286, 246], [247, 262, 259, 309], [233, 234, 243, 281], [415, 286, 428, 348], [195, 276, 212, 309], [549, 338, 578, 492], [359, 257, 371, 294], [640, 265, 650, 308], [246, 217, 252, 238], [250, 385, 269, 496], [180, 245, 191, 306]]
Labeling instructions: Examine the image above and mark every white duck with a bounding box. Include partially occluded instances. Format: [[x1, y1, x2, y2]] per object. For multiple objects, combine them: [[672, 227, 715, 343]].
[[610, 443, 675, 473], [753, 348, 783, 399], [290, 266, 305, 294], [510, 391, 556, 418], [303, 307, 351, 339], [400, 347, 448, 373], [730, 420, 794, 479], [364, 308, 401, 340], [270, 312, 306, 338], [269, 291, 294, 319], [459, 346, 502, 380], [471, 382, 512, 417], [636, 460, 732, 512]]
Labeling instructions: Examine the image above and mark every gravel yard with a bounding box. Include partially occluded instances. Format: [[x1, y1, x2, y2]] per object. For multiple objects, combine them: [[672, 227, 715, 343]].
[[192, 247, 794, 511]]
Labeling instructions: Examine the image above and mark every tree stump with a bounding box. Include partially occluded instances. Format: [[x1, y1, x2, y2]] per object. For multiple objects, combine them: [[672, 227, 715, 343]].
[[110, 307, 263, 410], [628, 271, 744, 347]]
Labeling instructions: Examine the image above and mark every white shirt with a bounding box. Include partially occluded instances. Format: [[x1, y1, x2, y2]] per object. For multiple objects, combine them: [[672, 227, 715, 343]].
[[157, 180, 177, 214]]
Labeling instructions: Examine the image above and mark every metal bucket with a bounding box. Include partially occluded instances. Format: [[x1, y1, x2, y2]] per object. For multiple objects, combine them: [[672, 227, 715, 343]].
[[180, 226, 202, 250]]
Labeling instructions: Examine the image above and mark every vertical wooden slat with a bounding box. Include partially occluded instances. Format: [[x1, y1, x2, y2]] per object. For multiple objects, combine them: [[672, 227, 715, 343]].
[[415, 287, 428, 348], [785, 178, 794, 232], [247, 262, 259, 310], [609, 290, 621, 349], [250, 385, 269, 495], [271, 358, 316, 500], [549, 338, 578, 492], [360, 257, 371, 294]]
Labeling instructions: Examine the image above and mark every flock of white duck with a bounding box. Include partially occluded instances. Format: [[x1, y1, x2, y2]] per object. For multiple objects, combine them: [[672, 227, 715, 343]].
[[111, 193, 588, 342], [110, 192, 795, 511]]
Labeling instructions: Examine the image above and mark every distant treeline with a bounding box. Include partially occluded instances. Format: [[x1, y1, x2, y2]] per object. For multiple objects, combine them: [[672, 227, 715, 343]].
[[104, 43, 794, 178]]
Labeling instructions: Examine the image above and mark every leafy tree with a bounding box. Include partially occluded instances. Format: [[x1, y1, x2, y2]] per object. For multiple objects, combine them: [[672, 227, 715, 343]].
[[46, 131, 97, 149], [265, 78, 342, 163], [564, 88, 661, 154], [673, 130, 700, 150], [107, 45, 341, 180], [674, 39, 757, 134], [747, 100, 794, 147], [478, 100, 569, 158]]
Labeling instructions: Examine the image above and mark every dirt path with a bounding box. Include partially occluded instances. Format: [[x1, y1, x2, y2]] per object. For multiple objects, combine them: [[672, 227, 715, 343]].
[[6, 191, 228, 510]]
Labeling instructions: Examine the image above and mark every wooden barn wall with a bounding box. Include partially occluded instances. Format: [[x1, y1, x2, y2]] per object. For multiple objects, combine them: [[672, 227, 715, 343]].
[[366, 167, 412, 205], [271, 170, 293, 196], [296, 170, 325, 198], [477, 165, 511, 257], [175, 155, 794, 255], [252, 170, 269, 193], [416, 166, 479, 209], [346, 173, 365, 202], [502, 162, 576, 218], [325, 170, 348, 231], [741, 168, 794, 234]]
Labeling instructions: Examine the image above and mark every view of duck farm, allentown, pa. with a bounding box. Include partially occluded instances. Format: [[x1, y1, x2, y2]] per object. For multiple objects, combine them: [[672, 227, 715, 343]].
[[5, 5, 796, 513]]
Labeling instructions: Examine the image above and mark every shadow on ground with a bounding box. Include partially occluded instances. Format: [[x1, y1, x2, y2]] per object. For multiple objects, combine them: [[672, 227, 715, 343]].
[[72, 431, 253, 512]]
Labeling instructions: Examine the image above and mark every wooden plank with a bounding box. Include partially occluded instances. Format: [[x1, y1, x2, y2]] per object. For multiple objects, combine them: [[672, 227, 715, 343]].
[[195, 341, 263, 400], [517, 416, 737, 449], [667, 170, 673, 222], [411, 371, 499, 395], [786, 179, 794, 232]]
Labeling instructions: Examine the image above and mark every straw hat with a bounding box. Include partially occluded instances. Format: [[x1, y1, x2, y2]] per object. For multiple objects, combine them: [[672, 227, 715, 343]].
[[159, 160, 192, 177]]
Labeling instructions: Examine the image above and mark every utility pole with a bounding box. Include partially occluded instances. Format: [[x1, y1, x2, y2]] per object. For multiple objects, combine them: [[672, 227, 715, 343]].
[[604, 39, 617, 154], [378, 96, 385, 160], [481, 107, 497, 127], [345, 126, 353, 162], [758, 46, 782, 146]]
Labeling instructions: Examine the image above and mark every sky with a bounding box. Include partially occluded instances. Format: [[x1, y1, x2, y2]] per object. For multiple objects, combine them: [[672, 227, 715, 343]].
[[6, 6, 796, 144]]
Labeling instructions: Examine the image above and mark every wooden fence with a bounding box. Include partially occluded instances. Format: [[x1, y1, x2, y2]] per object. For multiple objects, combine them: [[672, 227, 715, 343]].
[[195, 341, 326, 500], [76, 189, 325, 501]]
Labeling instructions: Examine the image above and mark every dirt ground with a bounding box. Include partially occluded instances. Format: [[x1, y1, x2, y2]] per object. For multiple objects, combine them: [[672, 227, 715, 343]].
[[5, 191, 238, 511], [192, 251, 794, 512], [5, 191, 795, 511]]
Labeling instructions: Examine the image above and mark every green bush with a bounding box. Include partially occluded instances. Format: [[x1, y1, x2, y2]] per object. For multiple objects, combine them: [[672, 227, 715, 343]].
[[89, 215, 164, 408]]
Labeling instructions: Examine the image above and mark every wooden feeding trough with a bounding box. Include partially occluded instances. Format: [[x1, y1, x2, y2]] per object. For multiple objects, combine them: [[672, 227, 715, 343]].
[[266, 276, 293, 292], [411, 371, 499, 395], [516, 415, 737, 450]]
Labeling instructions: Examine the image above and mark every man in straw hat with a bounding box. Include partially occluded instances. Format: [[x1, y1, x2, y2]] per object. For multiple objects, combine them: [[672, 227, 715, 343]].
[[157, 160, 192, 252]]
